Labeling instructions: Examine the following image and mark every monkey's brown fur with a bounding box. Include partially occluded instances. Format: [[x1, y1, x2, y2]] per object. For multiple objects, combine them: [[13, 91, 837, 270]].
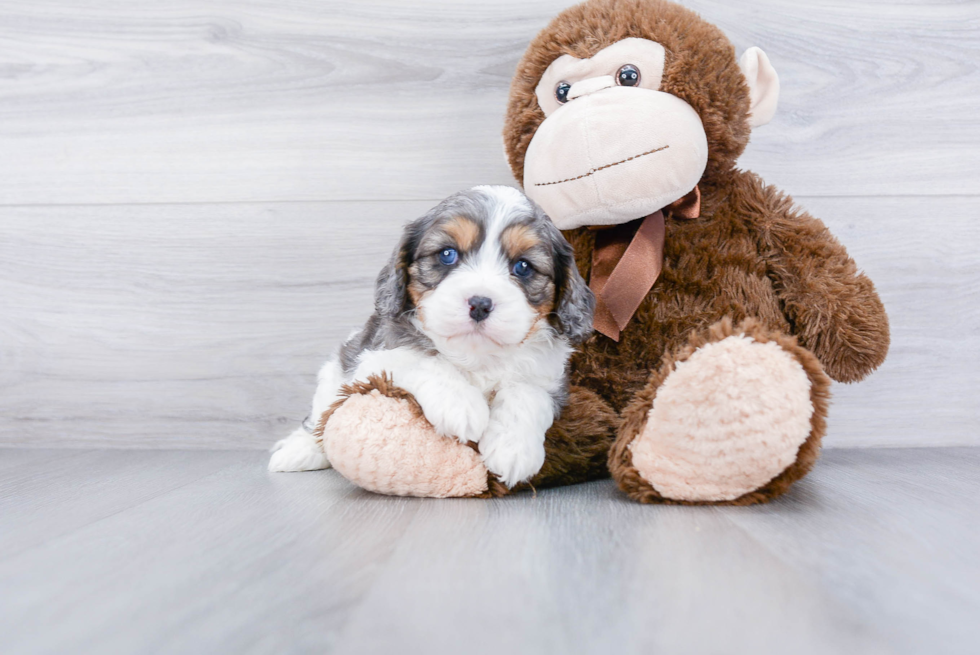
[[501, 0, 889, 503]]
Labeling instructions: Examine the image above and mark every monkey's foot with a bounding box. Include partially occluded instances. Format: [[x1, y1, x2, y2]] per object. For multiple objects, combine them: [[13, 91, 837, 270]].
[[611, 319, 830, 505], [320, 376, 503, 498]]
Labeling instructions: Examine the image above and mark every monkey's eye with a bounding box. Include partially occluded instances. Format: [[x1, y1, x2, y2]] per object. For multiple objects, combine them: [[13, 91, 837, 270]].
[[616, 64, 640, 87], [555, 81, 571, 104], [438, 248, 458, 266], [512, 259, 533, 278]]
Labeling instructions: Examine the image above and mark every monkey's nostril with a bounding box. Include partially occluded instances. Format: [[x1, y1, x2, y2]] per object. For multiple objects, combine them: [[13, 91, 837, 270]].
[[468, 296, 493, 323]]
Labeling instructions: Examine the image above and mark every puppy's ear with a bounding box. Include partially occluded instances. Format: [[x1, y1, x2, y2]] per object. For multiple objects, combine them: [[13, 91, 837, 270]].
[[554, 244, 595, 344], [540, 210, 595, 344], [374, 221, 420, 319]]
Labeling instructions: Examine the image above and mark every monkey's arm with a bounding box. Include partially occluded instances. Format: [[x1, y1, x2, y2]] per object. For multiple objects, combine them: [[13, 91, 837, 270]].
[[741, 174, 889, 383]]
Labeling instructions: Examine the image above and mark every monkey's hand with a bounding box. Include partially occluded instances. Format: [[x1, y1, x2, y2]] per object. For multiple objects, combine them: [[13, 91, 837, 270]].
[[750, 175, 890, 383]]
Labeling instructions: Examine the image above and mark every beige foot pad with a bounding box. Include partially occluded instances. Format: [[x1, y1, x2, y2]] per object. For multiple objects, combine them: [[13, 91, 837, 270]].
[[320, 380, 492, 498], [629, 333, 814, 502]]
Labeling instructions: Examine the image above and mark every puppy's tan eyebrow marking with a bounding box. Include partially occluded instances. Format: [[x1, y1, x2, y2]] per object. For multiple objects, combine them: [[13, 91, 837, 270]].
[[406, 262, 430, 306], [442, 216, 481, 251], [501, 223, 542, 260], [534, 293, 555, 314]]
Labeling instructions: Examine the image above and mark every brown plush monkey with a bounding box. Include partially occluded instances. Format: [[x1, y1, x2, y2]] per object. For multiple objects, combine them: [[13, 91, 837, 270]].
[[318, 0, 889, 504]]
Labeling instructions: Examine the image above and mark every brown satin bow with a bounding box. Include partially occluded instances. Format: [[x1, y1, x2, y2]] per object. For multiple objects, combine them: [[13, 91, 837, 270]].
[[590, 186, 701, 341]]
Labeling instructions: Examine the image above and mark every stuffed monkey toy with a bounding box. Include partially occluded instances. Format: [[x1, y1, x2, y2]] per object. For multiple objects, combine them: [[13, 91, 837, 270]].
[[318, 0, 889, 504]]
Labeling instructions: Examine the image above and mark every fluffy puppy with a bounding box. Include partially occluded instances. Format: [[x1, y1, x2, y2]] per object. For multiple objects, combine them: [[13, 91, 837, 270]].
[[269, 185, 595, 487]]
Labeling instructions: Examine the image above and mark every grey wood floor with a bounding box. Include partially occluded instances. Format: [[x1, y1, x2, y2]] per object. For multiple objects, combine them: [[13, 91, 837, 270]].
[[0, 447, 977, 655], [3, 5, 976, 652]]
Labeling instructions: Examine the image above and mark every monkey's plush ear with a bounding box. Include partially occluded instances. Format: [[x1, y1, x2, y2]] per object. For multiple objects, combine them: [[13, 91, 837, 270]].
[[739, 47, 780, 128]]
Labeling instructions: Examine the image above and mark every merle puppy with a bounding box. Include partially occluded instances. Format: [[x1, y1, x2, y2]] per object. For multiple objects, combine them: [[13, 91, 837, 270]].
[[269, 185, 595, 487]]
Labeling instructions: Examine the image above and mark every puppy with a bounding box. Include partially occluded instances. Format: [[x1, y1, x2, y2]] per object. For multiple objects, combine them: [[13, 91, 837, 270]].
[[269, 185, 595, 487]]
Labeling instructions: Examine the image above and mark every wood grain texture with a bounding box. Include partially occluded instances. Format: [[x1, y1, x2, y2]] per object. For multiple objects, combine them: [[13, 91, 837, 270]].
[[0, 0, 977, 205], [726, 448, 980, 655], [0, 1, 976, 450], [1, 195, 976, 449], [0, 449, 238, 559], [0, 448, 976, 654], [0, 200, 424, 449], [0, 450, 423, 654]]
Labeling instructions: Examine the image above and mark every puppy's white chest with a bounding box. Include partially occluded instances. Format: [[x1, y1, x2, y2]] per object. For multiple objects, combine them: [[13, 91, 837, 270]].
[[452, 345, 563, 399], [460, 368, 507, 401]]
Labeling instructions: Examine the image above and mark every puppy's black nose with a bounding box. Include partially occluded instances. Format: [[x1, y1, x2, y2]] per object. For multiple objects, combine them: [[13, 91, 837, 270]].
[[468, 296, 493, 322]]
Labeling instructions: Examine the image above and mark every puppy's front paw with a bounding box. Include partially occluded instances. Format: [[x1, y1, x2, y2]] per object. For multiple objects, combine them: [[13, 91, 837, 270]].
[[418, 384, 490, 445], [478, 423, 546, 488]]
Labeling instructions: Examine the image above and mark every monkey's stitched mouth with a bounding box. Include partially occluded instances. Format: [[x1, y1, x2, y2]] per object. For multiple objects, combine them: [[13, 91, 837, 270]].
[[533, 145, 670, 187]]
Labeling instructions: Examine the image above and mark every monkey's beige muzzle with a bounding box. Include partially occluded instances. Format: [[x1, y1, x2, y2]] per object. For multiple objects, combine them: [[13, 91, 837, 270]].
[[523, 85, 708, 231]]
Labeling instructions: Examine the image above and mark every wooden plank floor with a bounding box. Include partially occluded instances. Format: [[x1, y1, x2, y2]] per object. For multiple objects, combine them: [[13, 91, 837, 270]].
[[0, 447, 976, 655]]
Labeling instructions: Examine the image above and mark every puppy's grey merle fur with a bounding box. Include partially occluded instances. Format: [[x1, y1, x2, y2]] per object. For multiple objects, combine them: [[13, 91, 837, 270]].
[[269, 185, 595, 487]]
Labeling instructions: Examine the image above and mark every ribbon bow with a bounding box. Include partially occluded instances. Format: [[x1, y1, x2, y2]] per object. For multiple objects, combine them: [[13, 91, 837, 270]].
[[589, 186, 701, 341]]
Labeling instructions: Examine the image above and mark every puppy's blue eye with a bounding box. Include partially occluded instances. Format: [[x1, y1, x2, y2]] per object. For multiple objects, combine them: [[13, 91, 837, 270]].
[[438, 248, 458, 265], [512, 259, 532, 278]]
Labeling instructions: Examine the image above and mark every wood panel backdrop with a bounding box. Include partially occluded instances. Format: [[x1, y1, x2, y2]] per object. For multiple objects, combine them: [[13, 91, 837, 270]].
[[1, 0, 977, 449]]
